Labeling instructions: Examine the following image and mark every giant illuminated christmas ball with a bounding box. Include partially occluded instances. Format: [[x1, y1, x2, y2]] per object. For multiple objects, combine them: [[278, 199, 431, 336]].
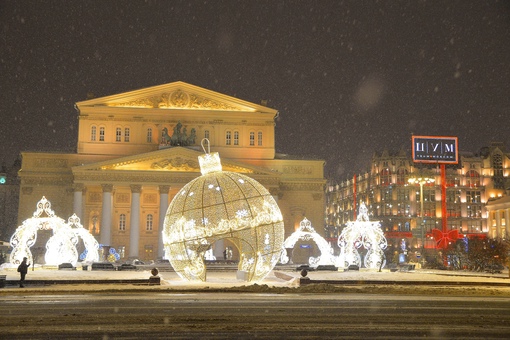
[[163, 146, 284, 282]]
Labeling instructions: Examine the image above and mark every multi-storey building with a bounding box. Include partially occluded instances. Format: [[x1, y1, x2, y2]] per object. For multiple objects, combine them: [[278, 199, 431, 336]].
[[17, 82, 326, 262], [325, 142, 510, 252], [0, 160, 20, 242]]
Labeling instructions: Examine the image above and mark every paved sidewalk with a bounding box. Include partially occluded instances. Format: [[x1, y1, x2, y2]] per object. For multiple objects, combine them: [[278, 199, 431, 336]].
[[1, 266, 509, 294]]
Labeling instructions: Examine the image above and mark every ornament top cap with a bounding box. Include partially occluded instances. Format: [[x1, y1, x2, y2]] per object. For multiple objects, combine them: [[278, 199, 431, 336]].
[[199, 138, 222, 175]]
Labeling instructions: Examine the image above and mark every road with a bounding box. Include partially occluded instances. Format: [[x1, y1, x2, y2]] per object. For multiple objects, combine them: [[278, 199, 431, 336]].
[[2, 292, 510, 339]]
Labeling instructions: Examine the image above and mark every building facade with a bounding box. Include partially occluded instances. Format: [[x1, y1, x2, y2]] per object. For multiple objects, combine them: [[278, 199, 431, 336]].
[[0, 161, 20, 242], [486, 196, 510, 239], [17, 82, 325, 261], [325, 143, 510, 252]]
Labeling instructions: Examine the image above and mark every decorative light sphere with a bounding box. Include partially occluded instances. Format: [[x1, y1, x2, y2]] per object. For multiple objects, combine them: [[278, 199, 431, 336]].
[[163, 149, 284, 282]]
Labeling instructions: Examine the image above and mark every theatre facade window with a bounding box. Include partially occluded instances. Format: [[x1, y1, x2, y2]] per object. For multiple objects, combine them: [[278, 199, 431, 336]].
[[225, 130, 231, 145], [147, 127, 152, 143], [146, 214, 153, 231], [91, 126, 97, 141], [99, 126, 105, 141], [116, 127, 122, 142], [119, 213, 126, 231]]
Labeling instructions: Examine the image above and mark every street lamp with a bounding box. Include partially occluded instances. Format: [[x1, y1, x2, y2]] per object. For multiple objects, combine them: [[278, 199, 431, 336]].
[[408, 176, 435, 267]]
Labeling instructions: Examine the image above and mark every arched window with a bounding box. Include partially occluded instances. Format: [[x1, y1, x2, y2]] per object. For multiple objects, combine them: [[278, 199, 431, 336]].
[[233, 131, 239, 145], [493, 154, 503, 176], [225, 131, 231, 145], [91, 126, 97, 141], [124, 128, 130, 142], [204, 130, 210, 139], [380, 168, 391, 186], [249, 131, 255, 146], [116, 127, 122, 142], [147, 128, 152, 143], [396, 168, 408, 185], [146, 214, 153, 231], [99, 126, 105, 142], [257, 131, 262, 146], [119, 214, 126, 231], [466, 170, 480, 187]]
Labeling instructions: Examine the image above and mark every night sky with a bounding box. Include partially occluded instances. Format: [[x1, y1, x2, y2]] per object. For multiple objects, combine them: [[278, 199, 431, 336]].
[[1, 0, 509, 178]]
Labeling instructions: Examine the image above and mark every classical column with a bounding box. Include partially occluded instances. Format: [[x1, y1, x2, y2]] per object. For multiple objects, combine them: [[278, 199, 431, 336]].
[[73, 183, 84, 221], [505, 208, 510, 237], [100, 184, 113, 246], [495, 210, 501, 238], [129, 185, 142, 258], [158, 185, 170, 258]]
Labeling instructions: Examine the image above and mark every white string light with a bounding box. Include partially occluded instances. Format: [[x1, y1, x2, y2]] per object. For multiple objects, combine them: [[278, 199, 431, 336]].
[[163, 139, 284, 282], [337, 202, 388, 269], [281, 218, 336, 267], [10, 197, 99, 266]]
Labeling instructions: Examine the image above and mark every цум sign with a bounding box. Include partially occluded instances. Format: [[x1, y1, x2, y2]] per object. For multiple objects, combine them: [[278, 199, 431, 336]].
[[412, 136, 458, 164]]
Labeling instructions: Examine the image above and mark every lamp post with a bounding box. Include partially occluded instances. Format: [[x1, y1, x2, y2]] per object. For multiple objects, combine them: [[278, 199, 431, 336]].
[[408, 176, 435, 267]]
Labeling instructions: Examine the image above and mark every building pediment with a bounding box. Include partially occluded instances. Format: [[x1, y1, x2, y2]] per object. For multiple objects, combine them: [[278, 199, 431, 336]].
[[72, 147, 279, 176], [76, 81, 277, 114]]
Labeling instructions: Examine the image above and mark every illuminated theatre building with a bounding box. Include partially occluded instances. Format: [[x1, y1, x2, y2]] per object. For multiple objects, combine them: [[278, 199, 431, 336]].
[[325, 143, 510, 252], [17, 82, 325, 261]]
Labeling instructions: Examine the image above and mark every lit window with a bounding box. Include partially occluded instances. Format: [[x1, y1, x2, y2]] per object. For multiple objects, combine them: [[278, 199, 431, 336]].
[[466, 190, 481, 203], [257, 131, 262, 146], [116, 128, 122, 142], [226, 131, 231, 145], [380, 169, 391, 186], [146, 214, 153, 231], [234, 131, 239, 145], [468, 204, 482, 218], [119, 214, 126, 231], [124, 128, 130, 142], [250, 132, 255, 146], [204, 130, 210, 139], [147, 128, 152, 143], [99, 127, 105, 141], [91, 126, 97, 141], [396, 168, 408, 185], [466, 170, 480, 187]]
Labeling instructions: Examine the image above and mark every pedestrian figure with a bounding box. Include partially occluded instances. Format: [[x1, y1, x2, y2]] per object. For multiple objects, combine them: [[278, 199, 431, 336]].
[[17, 257, 30, 288]]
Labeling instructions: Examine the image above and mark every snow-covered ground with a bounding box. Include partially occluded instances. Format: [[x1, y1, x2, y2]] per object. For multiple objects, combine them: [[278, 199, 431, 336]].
[[1, 264, 509, 296]]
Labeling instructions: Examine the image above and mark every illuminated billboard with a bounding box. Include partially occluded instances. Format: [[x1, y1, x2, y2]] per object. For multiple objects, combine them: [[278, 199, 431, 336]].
[[412, 136, 458, 164]]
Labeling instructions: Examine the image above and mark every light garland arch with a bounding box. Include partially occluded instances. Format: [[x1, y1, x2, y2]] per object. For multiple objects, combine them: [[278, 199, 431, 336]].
[[163, 140, 284, 282], [9, 196, 99, 266], [336, 202, 388, 269], [280, 217, 336, 267]]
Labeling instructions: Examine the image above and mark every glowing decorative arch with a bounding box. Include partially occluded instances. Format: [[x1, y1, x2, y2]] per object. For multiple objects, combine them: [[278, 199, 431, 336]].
[[336, 202, 387, 269], [281, 218, 336, 267], [10, 197, 99, 266], [163, 142, 284, 282]]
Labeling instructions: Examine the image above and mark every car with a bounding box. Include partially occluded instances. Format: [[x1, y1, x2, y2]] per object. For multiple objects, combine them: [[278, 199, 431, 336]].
[[58, 263, 76, 270], [117, 263, 137, 271], [156, 259, 170, 264], [91, 262, 116, 271]]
